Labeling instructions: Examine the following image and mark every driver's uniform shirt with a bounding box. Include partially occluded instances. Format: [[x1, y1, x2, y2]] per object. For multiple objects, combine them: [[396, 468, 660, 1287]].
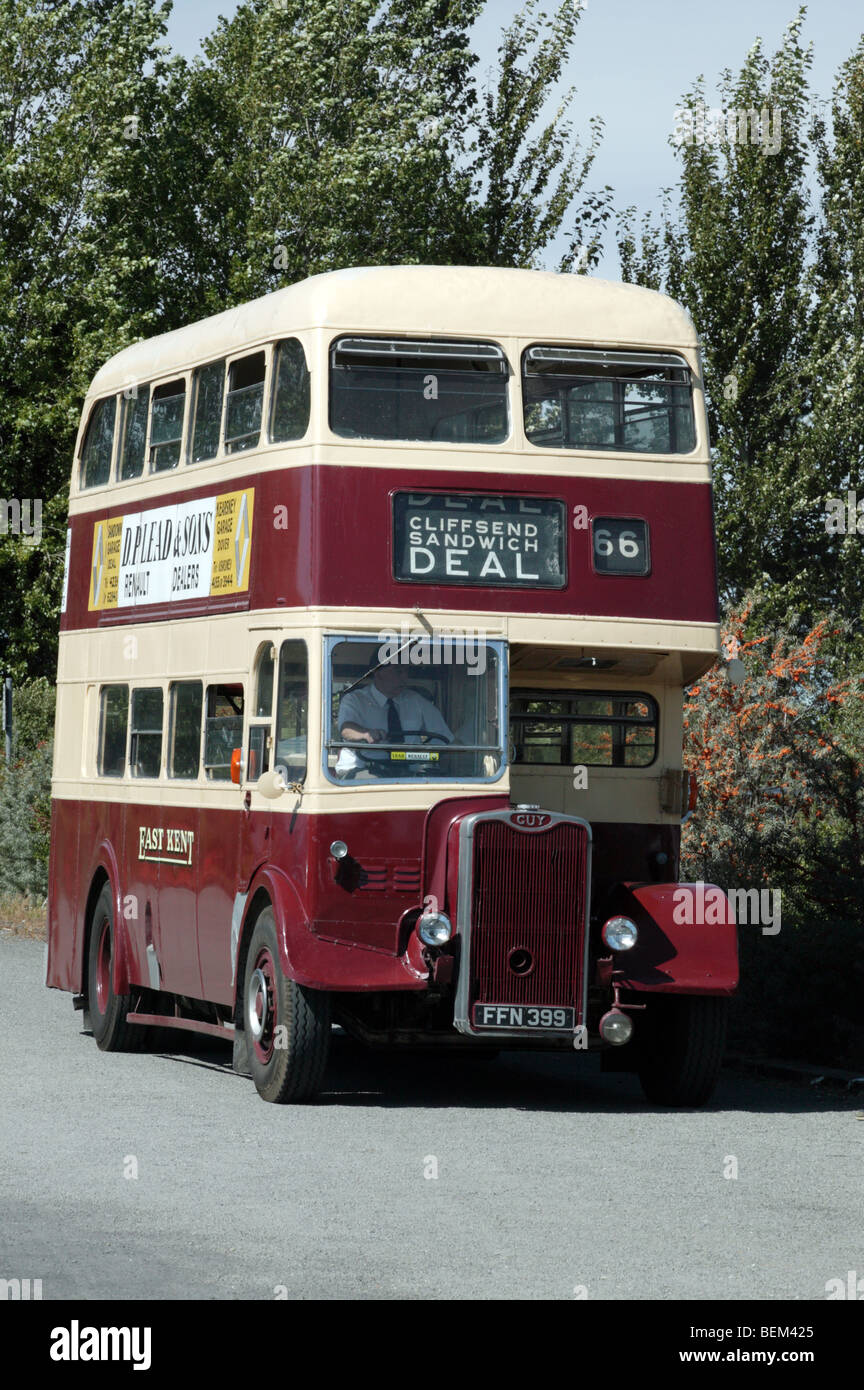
[[336, 682, 453, 774]]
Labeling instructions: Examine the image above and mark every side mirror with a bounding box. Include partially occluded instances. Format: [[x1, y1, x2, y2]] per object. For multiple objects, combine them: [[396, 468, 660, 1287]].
[[257, 768, 288, 800], [230, 748, 243, 785]]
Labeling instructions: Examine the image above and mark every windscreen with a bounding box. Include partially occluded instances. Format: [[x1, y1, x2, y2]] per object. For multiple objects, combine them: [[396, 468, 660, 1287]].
[[326, 635, 504, 783]]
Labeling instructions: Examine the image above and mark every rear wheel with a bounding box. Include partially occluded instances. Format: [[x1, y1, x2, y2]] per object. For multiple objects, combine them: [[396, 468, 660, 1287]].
[[86, 884, 142, 1052], [244, 908, 331, 1103], [637, 995, 728, 1107]]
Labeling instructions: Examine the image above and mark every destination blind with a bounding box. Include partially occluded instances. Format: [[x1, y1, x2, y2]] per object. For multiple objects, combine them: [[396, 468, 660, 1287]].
[[393, 491, 566, 588]]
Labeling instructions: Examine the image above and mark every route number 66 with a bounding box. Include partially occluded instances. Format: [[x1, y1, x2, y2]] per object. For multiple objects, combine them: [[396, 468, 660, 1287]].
[[593, 528, 640, 559], [591, 517, 649, 574]]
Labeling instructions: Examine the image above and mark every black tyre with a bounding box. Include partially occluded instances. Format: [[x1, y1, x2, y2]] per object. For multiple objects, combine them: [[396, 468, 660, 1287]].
[[243, 908, 331, 1103], [86, 884, 143, 1052], [637, 995, 728, 1107]]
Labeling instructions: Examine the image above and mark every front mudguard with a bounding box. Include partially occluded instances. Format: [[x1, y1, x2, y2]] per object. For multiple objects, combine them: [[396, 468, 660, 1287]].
[[232, 864, 428, 1001], [602, 882, 739, 996]]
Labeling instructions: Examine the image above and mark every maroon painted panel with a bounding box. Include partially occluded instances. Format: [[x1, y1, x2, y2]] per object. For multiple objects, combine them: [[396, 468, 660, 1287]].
[[46, 801, 81, 992], [47, 795, 737, 1008], [63, 466, 718, 629], [611, 881, 739, 995]]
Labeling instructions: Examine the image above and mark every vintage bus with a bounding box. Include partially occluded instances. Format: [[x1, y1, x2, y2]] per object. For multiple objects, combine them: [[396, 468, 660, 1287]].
[[46, 265, 737, 1106]]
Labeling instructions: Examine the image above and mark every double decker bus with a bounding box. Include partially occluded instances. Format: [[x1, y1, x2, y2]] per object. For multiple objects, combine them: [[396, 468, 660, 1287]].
[[47, 265, 737, 1106]]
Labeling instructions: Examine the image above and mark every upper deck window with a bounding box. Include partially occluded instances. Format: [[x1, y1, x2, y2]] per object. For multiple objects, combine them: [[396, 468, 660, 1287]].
[[79, 397, 117, 489], [330, 337, 509, 444], [118, 386, 150, 481], [150, 378, 186, 472], [189, 360, 225, 463], [225, 351, 266, 454], [270, 339, 310, 441], [523, 348, 696, 455]]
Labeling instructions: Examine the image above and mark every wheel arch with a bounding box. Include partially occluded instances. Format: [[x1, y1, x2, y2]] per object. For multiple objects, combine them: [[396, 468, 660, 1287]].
[[80, 849, 130, 999], [231, 866, 307, 1022]]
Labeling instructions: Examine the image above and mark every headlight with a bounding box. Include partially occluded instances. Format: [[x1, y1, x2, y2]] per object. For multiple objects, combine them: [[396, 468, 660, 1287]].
[[599, 1008, 634, 1045], [417, 911, 452, 946], [329, 840, 349, 860], [601, 915, 638, 951]]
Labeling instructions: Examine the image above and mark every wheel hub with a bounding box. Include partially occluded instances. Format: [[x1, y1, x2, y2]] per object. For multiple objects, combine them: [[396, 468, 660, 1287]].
[[247, 967, 269, 1041]]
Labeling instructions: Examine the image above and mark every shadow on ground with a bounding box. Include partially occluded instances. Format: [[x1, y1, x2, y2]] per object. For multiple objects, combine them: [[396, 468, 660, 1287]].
[[79, 1023, 863, 1116]]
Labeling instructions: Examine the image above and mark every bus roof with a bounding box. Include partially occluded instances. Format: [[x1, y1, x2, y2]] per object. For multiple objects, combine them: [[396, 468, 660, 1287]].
[[88, 265, 699, 397]]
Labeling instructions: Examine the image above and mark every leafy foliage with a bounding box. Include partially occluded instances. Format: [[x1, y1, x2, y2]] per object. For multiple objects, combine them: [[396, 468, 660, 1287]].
[[682, 608, 864, 1065], [0, 0, 607, 681], [617, 9, 864, 629]]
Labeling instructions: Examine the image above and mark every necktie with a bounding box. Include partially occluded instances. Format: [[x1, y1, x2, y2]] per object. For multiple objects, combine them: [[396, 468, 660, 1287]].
[[386, 698, 403, 739]]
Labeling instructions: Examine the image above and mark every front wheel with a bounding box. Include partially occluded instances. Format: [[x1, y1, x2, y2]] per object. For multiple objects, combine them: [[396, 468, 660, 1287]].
[[636, 995, 729, 1107], [243, 908, 331, 1103]]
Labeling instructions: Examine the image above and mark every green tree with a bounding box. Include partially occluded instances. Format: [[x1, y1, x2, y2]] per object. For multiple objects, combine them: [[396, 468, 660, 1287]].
[[169, 0, 609, 311], [0, 0, 184, 679], [1, 0, 609, 681], [617, 10, 829, 622], [809, 38, 864, 626]]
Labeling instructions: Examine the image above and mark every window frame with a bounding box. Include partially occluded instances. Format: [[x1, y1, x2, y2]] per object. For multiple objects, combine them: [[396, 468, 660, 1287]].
[[268, 337, 311, 444], [321, 633, 508, 787], [97, 683, 129, 777], [167, 679, 204, 780], [79, 395, 119, 492], [521, 345, 698, 457], [203, 681, 245, 782], [223, 347, 269, 456], [273, 637, 309, 786], [146, 372, 190, 475], [116, 383, 152, 483], [129, 686, 165, 779], [245, 643, 276, 783], [187, 358, 228, 466], [509, 688, 659, 769], [328, 334, 512, 446]]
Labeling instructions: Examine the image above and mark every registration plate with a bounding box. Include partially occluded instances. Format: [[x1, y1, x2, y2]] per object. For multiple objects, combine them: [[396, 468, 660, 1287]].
[[472, 1004, 576, 1031]]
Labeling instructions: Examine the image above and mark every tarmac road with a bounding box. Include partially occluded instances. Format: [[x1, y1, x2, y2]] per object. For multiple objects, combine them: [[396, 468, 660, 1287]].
[[1, 936, 861, 1301]]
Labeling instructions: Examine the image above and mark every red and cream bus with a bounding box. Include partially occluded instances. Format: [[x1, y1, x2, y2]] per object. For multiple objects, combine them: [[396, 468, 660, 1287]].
[[47, 265, 737, 1105]]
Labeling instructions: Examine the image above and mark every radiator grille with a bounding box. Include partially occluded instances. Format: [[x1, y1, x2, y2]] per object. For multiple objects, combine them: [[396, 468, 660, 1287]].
[[468, 819, 589, 1009]]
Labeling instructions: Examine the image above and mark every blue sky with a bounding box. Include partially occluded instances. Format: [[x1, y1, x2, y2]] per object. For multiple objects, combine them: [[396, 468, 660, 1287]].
[[163, 1, 863, 275]]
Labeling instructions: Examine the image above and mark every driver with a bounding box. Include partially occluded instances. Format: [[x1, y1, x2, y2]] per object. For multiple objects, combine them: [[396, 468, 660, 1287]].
[[336, 662, 454, 775]]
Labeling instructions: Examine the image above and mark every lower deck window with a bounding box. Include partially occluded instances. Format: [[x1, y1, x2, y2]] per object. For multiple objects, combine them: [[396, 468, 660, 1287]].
[[98, 685, 129, 776], [130, 688, 164, 778], [168, 681, 203, 778], [204, 684, 244, 780], [511, 691, 658, 767], [275, 640, 308, 781]]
